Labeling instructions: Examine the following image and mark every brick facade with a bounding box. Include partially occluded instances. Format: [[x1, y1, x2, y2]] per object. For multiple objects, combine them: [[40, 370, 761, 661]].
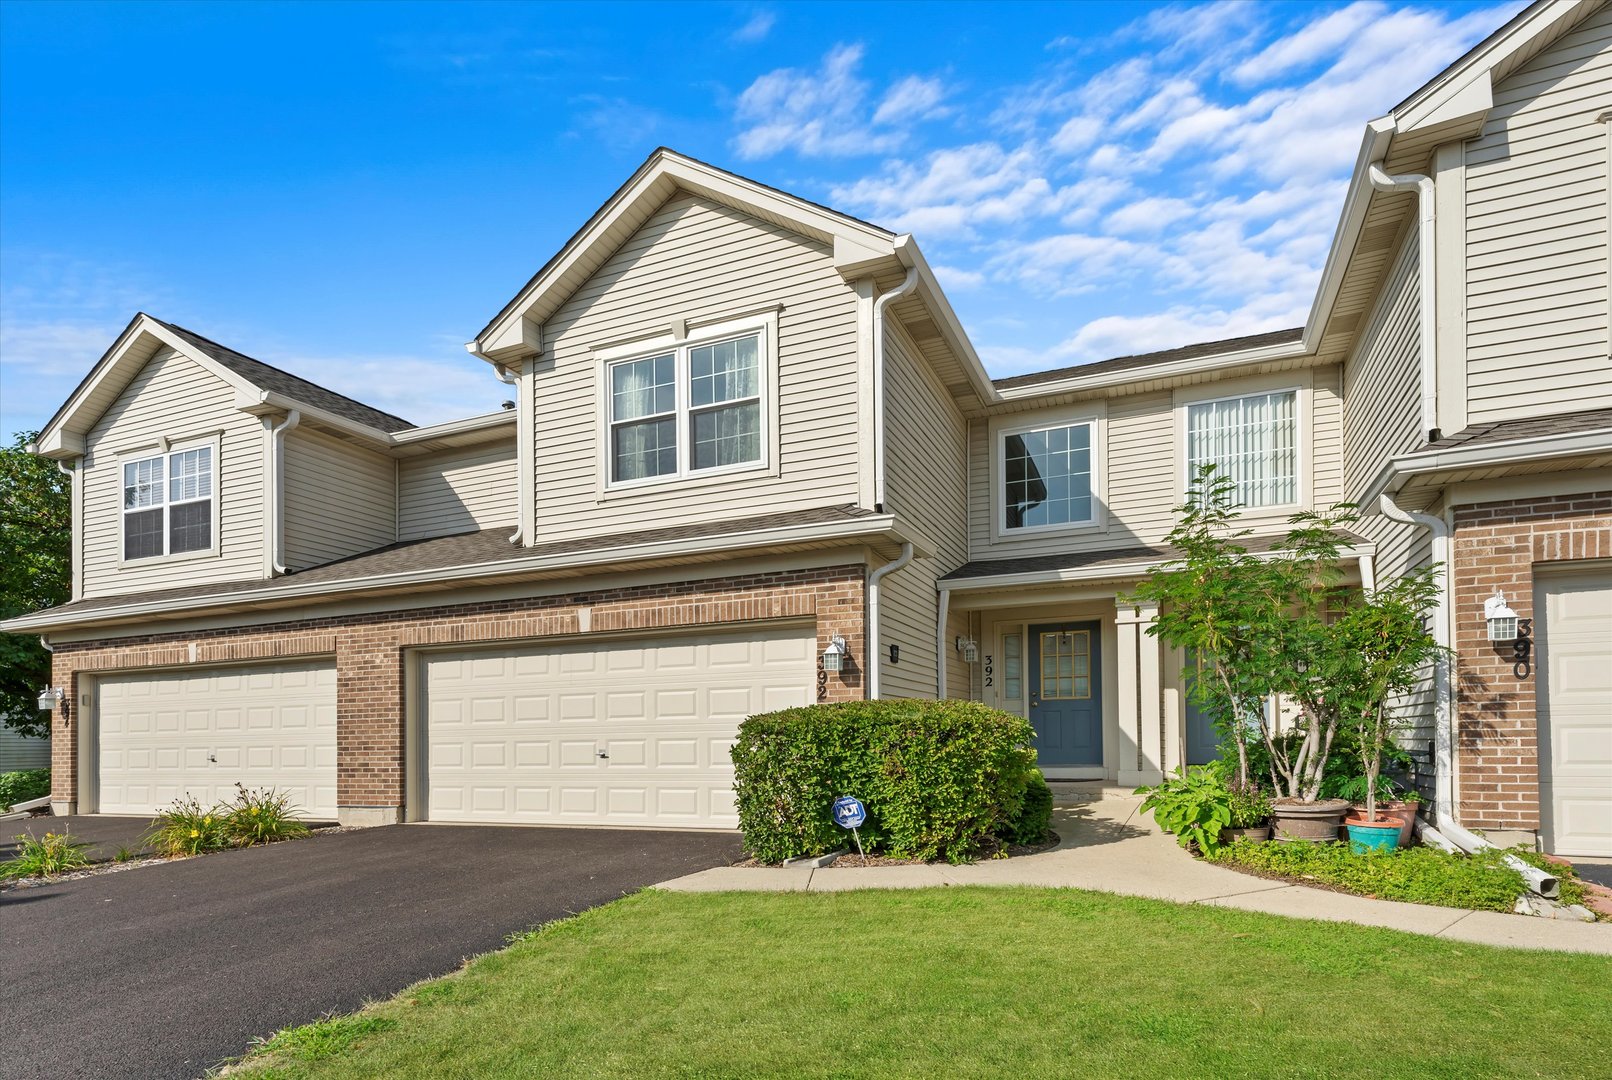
[[49, 563, 866, 816], [1451, 491, 1612, 833]]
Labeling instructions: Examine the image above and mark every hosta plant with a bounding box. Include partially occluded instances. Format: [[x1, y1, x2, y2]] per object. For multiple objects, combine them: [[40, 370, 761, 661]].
[[1137, 765, 1233, 854], [0, 829, 91, 879], [224, 784, 310, 845]]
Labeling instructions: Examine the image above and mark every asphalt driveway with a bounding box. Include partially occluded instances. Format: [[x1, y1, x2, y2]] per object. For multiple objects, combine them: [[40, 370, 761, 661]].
[[0, 822, 741, 1080]]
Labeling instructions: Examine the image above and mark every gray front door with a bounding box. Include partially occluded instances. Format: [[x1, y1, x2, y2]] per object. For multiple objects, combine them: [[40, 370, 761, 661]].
[[1182, 653, 1220, 766], [1028, 621, 1102, 767]]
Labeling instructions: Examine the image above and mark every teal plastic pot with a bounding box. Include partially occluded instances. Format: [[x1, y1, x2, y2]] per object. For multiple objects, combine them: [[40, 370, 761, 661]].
[[1346, 818, 1402, 854]]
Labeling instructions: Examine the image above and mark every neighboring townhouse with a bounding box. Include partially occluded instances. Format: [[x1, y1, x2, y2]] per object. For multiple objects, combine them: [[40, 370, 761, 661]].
[[4, 0, 1608, 857]]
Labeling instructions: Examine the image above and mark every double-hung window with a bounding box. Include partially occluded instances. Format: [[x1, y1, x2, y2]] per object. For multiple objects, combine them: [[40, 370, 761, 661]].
[[1001, 421, 1095, 531], [122, 444, 214, 560], [606, 329, 765, 486], [1185, 390, 1298, 508]]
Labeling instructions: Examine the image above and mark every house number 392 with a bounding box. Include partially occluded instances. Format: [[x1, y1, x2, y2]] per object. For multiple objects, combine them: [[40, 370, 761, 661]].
[[983, 655, 994, 688]]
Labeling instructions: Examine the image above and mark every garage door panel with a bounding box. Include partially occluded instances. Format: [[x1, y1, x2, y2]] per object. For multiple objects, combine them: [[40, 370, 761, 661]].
[[96, 660, 337, 818], [424, 625, 814, 827], [1539, 568, 1612, 857]]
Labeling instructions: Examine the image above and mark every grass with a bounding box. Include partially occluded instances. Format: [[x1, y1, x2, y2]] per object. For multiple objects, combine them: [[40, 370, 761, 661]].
[[1210, 840, 1593, 913], [229, 887, 1611, 1079]]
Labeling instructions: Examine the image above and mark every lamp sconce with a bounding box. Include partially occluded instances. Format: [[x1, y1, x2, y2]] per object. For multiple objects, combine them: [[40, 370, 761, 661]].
[[955, 636, 980, 664], [37, 687, 62, 712], [822, 635, 848, 675], [1484, 591, 1520, 643]]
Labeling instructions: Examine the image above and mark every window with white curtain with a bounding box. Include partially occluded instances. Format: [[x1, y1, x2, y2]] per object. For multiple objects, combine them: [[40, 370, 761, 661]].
[[606, 331, 765, 485], [122, 444, 214, 560], [1185, 390, 1298, 508]]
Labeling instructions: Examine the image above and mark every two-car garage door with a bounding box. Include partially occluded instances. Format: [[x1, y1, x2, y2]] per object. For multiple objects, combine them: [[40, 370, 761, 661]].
[[421, 625, 814, 828]]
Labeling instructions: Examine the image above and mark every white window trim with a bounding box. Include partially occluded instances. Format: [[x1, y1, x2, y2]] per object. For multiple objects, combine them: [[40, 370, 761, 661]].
[[989, 406, 1108, 542], [593, 311, 780, 498], [116, 433, 223, 565], [1174, 382, 1308, 519]]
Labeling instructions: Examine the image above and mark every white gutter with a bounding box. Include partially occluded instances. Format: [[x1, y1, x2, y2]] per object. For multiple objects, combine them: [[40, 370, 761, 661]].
[[1368, 157, 1439, 441], [269, 410, 301, 576], [935, 587, 951, 698], [871, 267, 919, 511], [1377, 495, 1454, 828], [1415, 818, 1560, 899], [0, 513, 903, 634], [945, 543, 1376, 594], [389, 410, 516, 445], [492, 363, 524, 545], [1365, 427, 1612, 501], [866, 541, 914, 700], [994, 337, 1308, 402]]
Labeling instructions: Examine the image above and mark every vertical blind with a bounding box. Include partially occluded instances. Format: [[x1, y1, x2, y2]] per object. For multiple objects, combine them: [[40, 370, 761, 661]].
[[1185, 390, 1297, 508]]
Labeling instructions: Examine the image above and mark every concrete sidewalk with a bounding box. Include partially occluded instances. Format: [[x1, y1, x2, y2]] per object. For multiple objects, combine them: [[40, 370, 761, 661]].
[[658, 794, 1612, 956]]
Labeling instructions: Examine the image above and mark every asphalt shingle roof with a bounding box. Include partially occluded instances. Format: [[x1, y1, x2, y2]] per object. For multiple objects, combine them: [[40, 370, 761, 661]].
[[942, 529, 1368, 582], [993, 328, 1305, 391], [1411, 407, 1612, 453]]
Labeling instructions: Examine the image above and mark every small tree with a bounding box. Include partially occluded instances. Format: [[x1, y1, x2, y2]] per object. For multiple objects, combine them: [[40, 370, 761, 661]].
[[1131, 467, 1439, 805], [0, 431, 71, 739]]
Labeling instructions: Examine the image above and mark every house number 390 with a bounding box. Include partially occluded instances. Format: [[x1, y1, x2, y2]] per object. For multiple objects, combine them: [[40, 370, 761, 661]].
[[983, 655, 994, 688], [1512, 619, 1533, 681]]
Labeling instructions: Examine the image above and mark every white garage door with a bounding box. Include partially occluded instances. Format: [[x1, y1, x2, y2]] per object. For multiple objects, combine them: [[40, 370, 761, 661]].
[[422, 625, 814, 827], [95, 661, 338, 818], [1538, 567, 1612, 857]]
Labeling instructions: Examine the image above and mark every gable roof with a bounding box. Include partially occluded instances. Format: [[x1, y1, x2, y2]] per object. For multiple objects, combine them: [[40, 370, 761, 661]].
[[993, 328, 1306, 392]]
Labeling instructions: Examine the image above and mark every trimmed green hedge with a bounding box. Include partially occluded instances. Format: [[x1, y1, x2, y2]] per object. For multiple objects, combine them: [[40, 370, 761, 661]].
[[0, 768, 50, 812], [731, 700, 1038, 864]]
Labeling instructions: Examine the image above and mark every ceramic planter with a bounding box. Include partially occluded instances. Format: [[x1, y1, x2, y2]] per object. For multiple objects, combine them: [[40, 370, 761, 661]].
[[1270, 798, 1351, 842], [1371, 801, 1420, 847], [1345, 814, 1402, 854], [1219, 825, 1272, 844]]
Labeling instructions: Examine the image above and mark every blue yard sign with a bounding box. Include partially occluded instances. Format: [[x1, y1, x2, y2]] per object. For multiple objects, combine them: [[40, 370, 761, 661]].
[[832, 795, 867, 857]]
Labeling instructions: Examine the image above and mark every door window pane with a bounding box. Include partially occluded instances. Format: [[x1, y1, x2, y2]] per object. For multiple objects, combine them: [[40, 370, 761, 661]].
[[1004, 424, 1093, 529], [1039, 630, 1091, 700]]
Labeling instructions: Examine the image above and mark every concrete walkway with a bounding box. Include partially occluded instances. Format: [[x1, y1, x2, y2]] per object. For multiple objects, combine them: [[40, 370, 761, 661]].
[[658, 794, 1612, 956]]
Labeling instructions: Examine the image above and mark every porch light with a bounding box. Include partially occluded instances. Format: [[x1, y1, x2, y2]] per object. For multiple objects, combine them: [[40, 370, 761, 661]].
[[956, 636, 980, 664], [822, 635, 848, 675], [37, 687, 62, 712], [1484, 592, 1520, 643]]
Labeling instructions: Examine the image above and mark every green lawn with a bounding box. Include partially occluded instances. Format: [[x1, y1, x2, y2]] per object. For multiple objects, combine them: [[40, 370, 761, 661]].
[[236, 888, 1611, 1079]]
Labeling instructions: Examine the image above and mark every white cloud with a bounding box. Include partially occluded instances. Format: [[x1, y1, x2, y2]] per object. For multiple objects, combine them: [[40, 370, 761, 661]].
[[730, 10, 777, 44], [1232, 2, 1383, 84], [873, 75, 950, 125]]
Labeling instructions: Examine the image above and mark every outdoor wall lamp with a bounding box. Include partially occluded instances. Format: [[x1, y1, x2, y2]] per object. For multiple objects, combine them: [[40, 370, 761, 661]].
[[822, 635, 848, 675], [1484, 592, 1520, 643], [37, 686, 62, 712], [955, 636, 980, 663]]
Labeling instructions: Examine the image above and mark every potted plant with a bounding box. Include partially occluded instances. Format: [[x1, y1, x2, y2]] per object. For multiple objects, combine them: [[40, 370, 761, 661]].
[[1221, 777, 1272, 843], [1375, 787, 1423, 847]]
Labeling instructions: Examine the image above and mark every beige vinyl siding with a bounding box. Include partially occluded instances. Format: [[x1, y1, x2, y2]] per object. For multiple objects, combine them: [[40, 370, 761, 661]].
[[1343, 229, 1423, 502], [0, 728, 50, 773], [878, 322, 969, 700], [1464, 5, 1612, 424], [1312, 364, 1345, 508], [81, 349, 265, 599], [282, 428, 396, 570], [533, 193, 861, 542], [398, 442, 518, 541], [1353, 501, 1439, 761]]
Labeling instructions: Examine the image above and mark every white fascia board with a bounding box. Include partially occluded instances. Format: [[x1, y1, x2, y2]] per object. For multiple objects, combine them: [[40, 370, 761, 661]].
[[389, 410, 517, 446], [471, 150, 896, 363], [992, 336, 1310, 403], [1300, 119, 1398, 353], [0, 513, 901, 634], [1364, 427, 1612, 503], [892, 234, 999, 405], [944, 543, 1375, 594]]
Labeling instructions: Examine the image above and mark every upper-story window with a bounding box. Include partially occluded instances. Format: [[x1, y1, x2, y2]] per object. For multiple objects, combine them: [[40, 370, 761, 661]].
[[1185, 389, 1298, 508], [1002, 420, 1095, 531], [606, 329, 766, 487], [122, 444, 214, 560]]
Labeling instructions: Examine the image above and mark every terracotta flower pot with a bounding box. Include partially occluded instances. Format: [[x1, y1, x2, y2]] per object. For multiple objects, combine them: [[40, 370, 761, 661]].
[[1270, 798, 1351, 843], [1370, 801, 1419, 847], [1219, 825, 1271, 844]]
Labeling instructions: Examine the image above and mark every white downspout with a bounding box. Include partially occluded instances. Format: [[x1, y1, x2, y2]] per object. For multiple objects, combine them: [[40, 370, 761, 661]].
[[56, 458, 80, 600], [1378, 494, 1451, 822], [935, 587, 951, 698], [493, 363, 524, 545], [871, 267, 919, 512], [866, 541, 914, 700], [270, 410, 301, 575], [1368, 162, 1439, 442], [1357, 552, 1377, 595]]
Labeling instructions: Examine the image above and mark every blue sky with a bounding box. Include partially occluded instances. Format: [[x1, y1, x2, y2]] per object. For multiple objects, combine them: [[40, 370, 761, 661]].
[[1, 0, 1521, 439]]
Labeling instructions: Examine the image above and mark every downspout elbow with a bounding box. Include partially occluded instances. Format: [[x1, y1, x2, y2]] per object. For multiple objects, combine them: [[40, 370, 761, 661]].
[[1368, 163, 1439, 442], [270, 410, 301, 575], [866, 541, 915, 700], [870, 265, 919, 513]]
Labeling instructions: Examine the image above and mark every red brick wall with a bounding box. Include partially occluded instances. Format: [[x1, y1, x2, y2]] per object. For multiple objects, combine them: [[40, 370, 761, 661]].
[[1451, 491, 1612, 832], [50, 564, 866, 812]]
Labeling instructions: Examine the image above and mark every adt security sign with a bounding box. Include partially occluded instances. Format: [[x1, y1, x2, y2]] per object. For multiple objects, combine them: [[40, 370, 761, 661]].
[[832, 796, 866, 829]]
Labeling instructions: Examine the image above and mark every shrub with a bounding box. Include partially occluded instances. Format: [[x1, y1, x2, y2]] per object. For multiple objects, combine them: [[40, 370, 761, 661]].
[[145, 795, 232, 857], [1137, 765, 1232, 853], [0, 768, 50, 811], [730, 700, 1037, 864], [224, 784, 310, 845], [1226, 777, 1271, 829], [0, 829, 90, 879], [1001, 770, 1054, 845], [1211, 840, 1535, 912]]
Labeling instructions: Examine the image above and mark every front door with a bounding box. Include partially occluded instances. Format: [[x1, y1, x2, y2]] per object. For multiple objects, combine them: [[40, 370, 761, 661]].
[[1183, 652, 1220, 766], [1028, 622, 1102, 767]]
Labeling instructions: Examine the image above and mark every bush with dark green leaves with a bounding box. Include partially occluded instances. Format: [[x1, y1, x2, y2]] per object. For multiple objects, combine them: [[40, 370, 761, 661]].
[[0, 768, 50, 811], [1001, 769, 1053, 845], [731, 700, 1037, 864]]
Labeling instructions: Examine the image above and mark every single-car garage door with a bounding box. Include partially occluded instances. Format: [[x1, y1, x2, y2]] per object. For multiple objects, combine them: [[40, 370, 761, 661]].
[[1538, 567, 1612, 857], [94, 661, 338, 818], [421, 625, 814, 828]]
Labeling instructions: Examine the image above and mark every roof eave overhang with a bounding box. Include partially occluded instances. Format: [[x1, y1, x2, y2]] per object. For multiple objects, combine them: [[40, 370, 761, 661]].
[[993, 337, 1311, 403], [942, 542, 1376, 594], [1364, 428, 1612, 504], [0, 513, 908, 635]]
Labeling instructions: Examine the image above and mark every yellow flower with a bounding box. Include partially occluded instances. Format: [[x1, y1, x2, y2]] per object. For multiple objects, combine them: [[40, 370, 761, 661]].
[[251, 807, 260, 815], [204, 816, 212, 825], [189, 829, 199, 838]]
